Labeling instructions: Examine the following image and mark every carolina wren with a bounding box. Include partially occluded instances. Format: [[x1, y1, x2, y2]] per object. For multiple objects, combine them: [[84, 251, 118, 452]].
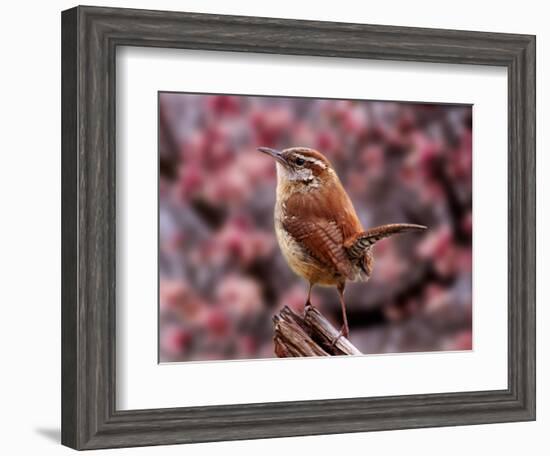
[[258, 146, 426, 340]]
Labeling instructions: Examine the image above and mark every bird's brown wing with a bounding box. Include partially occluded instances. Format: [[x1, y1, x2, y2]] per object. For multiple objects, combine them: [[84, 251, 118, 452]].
[[282, 216, 352, 279], [282, 187, 362, 279]]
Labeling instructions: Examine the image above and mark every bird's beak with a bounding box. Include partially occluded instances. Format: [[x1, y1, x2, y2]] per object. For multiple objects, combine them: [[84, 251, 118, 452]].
[[257, 147, 286, 165]]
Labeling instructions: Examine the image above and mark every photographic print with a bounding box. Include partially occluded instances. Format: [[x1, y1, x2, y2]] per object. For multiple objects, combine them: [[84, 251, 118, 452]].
[[158, 92, 472, 362], [61, 9, 536, 448]]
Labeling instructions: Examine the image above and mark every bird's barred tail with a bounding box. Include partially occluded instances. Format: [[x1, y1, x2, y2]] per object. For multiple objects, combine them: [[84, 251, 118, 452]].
[[344, 223, 427, 260]]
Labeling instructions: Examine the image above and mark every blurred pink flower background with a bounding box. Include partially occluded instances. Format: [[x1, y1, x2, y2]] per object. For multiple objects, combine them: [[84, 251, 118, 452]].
[[159, 93, 472, 362]]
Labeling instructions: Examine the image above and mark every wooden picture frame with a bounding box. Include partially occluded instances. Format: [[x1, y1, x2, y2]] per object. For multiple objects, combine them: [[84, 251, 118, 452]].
[[61, 5, 535, 450]]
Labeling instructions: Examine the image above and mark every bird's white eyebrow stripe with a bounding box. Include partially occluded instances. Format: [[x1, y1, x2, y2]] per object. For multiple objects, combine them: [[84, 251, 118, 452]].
[[294, 153, 327, 169]]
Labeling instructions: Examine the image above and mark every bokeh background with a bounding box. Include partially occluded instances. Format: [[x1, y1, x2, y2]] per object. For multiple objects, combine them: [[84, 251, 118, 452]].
[[159, 92, 472, 362]]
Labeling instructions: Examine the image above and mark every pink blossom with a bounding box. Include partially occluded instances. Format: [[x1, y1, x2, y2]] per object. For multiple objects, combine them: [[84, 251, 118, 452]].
[[316, 130, 339, 153], [177, 163, 204, 199], [449, 330, 472, 351], [206, 95, 241, 115], [278, 284, 319, 313], [159, 280, 188, 311], [204, 308, 230, 337], [216, 275, 263, 316], [370, 242, 406, 284], [160, 325, 192, 358], [462, 211, 473, 236]]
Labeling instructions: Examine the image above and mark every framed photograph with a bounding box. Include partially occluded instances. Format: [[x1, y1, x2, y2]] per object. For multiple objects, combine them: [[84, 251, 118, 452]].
[[61, 5, 535, 450]]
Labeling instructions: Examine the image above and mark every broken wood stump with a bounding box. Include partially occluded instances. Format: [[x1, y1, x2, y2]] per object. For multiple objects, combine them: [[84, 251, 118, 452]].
[[273, 305, 362, 357]]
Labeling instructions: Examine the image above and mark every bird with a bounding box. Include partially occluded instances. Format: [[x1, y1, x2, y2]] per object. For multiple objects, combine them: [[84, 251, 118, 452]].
[[258, 146, 426, 341]]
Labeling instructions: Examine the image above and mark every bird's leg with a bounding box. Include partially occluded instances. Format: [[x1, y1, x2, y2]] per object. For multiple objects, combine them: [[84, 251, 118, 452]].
[[305, 282, 314, 308], [338, 283, 349, 338], [331, 283, 349, 346]]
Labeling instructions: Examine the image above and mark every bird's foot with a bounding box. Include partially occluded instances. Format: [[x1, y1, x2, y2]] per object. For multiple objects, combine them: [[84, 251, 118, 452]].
[[330, 325, 349, 347]]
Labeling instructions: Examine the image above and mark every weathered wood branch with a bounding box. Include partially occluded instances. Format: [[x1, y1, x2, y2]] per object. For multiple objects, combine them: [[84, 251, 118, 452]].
[[273, 305, 362, 357]]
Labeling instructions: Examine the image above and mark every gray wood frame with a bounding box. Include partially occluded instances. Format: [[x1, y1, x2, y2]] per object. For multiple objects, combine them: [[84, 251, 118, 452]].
[[61, 5, 536, 450]]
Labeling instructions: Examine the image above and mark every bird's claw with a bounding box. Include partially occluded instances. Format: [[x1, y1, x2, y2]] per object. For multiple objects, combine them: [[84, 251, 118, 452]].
[[330, 325, 349, 347]]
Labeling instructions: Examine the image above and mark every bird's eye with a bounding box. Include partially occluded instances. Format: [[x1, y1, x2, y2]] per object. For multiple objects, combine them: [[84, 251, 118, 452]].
[[295, 157, 305, 166]]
